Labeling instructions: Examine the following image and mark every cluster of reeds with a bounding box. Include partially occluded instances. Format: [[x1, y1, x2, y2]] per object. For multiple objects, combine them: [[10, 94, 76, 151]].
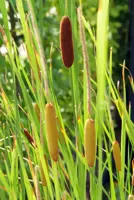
[[0, 0, 133, 200]]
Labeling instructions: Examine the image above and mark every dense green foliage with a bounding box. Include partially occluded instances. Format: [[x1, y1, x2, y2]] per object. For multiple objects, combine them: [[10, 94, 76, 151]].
[[0, 1, 133, 200], [0, 0, 129, 125]]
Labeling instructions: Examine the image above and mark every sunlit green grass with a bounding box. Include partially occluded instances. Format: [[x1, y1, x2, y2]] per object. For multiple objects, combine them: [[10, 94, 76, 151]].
[[0, 0, 133, 199]]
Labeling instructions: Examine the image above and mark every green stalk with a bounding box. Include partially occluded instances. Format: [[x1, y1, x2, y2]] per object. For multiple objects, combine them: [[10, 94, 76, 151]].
[[96, 0, 109, 199], [77, 6, 91, 119], [25, 0, 49, 99], [119, 64, 127, 200], [52, 162, 60, 200]]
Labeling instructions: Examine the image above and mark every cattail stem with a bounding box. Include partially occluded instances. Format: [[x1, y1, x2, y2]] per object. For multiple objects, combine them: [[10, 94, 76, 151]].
[[25, 0, 49, 97], [78, 6, 91, 116], [33, 103, 40, 121], [35, 165, 41, 200], [40, 155, 47, 186]]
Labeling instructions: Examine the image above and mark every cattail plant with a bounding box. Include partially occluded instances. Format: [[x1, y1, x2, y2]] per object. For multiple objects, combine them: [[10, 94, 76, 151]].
[[60, 16, 74, 68], [84, 118, 96, 167], [45, 103, 58, 161], [112, 141, 121, 171]]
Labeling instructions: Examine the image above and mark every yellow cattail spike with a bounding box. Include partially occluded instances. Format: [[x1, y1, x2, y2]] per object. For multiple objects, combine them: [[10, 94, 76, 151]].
[[112, 141, 121, 171], [84, 118, 96, 167], [45, 103, 58, 161], [128, 194, 134, 200]]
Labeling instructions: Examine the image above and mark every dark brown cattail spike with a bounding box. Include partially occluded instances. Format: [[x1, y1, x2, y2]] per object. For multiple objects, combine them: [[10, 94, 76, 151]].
[[23, 128, 36, 148], [60, 16, 74, 68]]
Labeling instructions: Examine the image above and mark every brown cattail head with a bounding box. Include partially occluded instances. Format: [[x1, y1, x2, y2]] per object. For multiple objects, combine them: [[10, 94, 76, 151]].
[[112, 141, 121, 171], [60, 16, 74, 68], [128, 194, 134, 200], [45, 103, 58, 161], [84, 119, 96, 167], [23, 128, 36, 148]]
